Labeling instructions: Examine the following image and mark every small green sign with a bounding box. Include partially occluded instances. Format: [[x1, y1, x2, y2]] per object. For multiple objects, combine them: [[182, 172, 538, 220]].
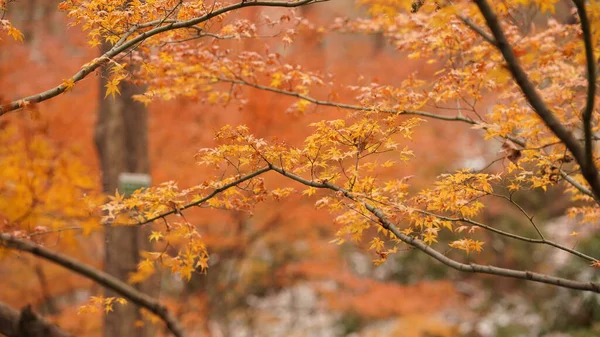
[[118, 172, 151, 197]]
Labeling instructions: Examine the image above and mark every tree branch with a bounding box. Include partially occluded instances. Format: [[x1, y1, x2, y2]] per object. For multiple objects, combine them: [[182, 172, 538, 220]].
[[458, 15, 496, 45], [216, 76, 598, 201], [266, 164, 600, 293], [0, 234, 186, 337], [0, 0, 324, 116], [561, 170, 597, 200], [416, 209, 598, 264], [125, 160, 600, 292], [0, 301, 72, 337], [133, 159, 598, 265], [137, 166, 272, 225], [471, 0, 600, 200], [572, 0, 597, 187], [216, 77, 478, 124]]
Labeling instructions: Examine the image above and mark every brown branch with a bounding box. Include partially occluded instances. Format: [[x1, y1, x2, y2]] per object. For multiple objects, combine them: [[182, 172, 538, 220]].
[[27, 226, 84, 237], [458, 15, 495, 45], [126, 161, 599, 291], [216, 77, 477, 123], [0, 301, 72, 337], [561, 171, 596, 200], [471, 0, 600, 200], [0, 0, 324, 116], [572, 0, 597, 186], [138, 166, 272, 225], [490, 192, 546, 240], [265, 164, 600, 293], [0, 234, 186, 337], [415, 209, 598, 264]]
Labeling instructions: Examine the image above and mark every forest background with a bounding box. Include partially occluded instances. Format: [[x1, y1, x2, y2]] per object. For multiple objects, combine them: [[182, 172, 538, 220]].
[[1, 0, 600, 337]]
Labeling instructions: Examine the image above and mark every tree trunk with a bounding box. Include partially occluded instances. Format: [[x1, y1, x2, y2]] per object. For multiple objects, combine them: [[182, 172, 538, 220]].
[[95, 43, 157, 337]]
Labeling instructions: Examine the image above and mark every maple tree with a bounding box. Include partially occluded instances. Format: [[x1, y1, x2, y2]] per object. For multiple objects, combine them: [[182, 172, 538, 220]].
[[2, 0, 600, 335]]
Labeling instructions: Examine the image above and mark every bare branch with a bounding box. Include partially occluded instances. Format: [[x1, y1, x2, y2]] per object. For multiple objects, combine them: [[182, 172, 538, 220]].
[[493, 192, 546, 240], [0, 234, 186, 337]]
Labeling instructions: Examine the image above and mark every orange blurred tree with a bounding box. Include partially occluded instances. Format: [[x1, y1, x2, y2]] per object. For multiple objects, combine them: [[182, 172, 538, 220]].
[[2, 0, 600, 336]]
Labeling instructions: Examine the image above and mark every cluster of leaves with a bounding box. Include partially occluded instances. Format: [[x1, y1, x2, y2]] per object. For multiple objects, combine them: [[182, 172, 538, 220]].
[[0, 0, 23, 42], [104, 109, 495, 278], [100, 0, 600, 270], [0, 118, 104, 322], [0, 120, 101, 240], [101, 185, 209, 282], [60, 0, 211, 47], [77, 296, 127, 314], [342, 0, 596, 199], [55, 0, 320, 113], [134, 45, 326, 114]]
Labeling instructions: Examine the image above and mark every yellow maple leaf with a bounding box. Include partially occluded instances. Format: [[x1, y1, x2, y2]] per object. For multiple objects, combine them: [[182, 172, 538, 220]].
[[179, 264, 195, 281], [302, 187, 317, 197], [109, 189, 124, 203], [104, 78, 121, 98], [195, 255, 209, 273], [368, 237, 385, 251], [105, 34, 120, 45], [62, 78, 75, 92], [423, 232, 438, 245], [7, 25, 24, 42], [271, 72, 284, 88], [149, 231, 163, 242]]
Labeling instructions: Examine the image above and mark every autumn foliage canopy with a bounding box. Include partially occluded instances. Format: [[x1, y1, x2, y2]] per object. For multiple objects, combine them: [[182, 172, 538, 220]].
[[2, 0, 600, 336]]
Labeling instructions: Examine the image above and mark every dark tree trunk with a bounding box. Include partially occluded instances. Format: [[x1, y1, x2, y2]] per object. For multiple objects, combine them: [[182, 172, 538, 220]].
[[95, 43, 157, 337]]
